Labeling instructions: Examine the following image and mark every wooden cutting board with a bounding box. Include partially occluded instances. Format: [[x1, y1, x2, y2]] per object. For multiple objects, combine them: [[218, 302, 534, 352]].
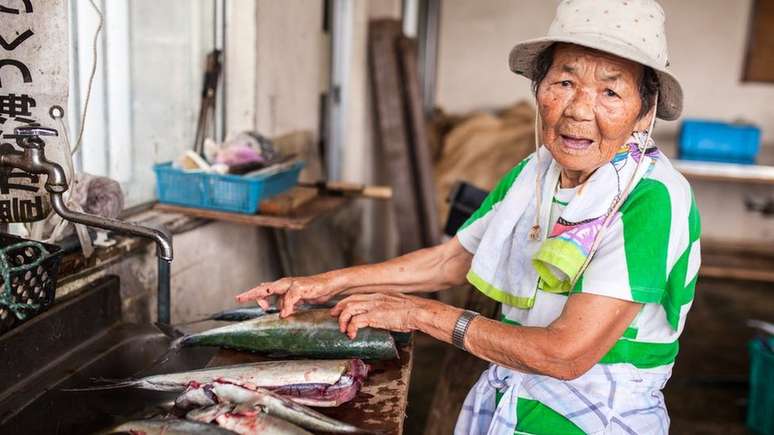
[[259, 186, 318, 216]]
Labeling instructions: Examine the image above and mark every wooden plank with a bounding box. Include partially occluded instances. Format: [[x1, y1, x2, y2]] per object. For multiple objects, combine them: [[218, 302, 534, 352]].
[[397, 36, 441, 247], [207, 339, 414, 435], [698, 238, 774, 283], [369, 19, 424, 254], [743, 0, 774, 83], [699, 265, 774, 283], [259, 187, 318, 216], [154, 196, 349, 231]]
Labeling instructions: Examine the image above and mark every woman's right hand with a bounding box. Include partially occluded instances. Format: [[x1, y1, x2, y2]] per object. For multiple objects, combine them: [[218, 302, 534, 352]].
[[235, 274, 340, 317]]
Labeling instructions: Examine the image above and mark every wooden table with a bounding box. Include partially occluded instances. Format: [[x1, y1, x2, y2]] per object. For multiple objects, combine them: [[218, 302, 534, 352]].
[[158, 196, 415, 431], [206, 339, 414, 434]]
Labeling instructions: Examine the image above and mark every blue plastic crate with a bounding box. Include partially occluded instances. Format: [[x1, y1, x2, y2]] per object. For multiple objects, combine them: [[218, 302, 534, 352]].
[[748, 339, 774, 435], [679, 119, 761, 164], [153, 161, 304, 214]]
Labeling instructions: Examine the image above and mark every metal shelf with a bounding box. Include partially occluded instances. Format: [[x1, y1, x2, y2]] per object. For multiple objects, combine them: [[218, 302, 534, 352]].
[[673, 160, 774, 185]]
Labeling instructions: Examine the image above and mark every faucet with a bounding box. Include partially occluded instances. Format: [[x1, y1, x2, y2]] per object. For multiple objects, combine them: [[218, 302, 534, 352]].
[[0, 126, 174, 324]]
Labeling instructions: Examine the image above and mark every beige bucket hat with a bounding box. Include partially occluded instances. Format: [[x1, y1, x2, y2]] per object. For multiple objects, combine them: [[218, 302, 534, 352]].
[[509, 0, 682, 121]]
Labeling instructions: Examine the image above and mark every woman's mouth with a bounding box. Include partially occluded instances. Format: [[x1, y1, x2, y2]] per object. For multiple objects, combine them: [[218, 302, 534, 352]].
[[560, 135, 594, 150]]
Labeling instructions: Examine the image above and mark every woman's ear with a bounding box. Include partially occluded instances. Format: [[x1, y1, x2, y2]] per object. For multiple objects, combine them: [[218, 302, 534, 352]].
[[633, 103, 657, 133]]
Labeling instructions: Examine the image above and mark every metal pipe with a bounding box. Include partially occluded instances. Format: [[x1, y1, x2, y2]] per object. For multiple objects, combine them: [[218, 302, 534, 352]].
[[157, 258, 171, 325], [49, 193, 172, 261], [1, 127, 174, 324], [49, 193, 174, 324]]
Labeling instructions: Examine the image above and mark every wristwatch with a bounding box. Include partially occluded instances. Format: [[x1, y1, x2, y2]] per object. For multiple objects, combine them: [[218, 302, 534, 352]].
[[452, 309, 479, 351]]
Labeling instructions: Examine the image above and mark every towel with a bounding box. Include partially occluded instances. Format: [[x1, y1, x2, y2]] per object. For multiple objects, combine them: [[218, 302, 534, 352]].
[[464, 134, 658, 308]]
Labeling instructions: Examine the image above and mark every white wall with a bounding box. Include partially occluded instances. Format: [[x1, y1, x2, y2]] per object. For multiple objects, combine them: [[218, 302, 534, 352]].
[[436, 0, 774, 144], [436, 0, 553, 118], [253, 1, 327, 143]]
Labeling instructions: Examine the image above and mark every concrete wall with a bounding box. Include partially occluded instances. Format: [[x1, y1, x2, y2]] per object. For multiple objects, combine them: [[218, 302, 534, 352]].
[[435, 0, 774, 243]]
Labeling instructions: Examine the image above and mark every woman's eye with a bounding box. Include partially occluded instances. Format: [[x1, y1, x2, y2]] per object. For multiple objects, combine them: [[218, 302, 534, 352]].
[[560, 80, 572, 87], [604, 89, 619, 98]]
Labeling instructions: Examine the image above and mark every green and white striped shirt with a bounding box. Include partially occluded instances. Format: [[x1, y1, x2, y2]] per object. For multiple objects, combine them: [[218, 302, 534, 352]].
[[460, 155, 701, 370]]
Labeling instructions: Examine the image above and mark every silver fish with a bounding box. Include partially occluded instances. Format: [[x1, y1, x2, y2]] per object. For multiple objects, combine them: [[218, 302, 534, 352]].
[[69, 359, 368, 407], [176, 383, 371, 433], [188, 404, 312, 435], [105, 418, 237, 434]]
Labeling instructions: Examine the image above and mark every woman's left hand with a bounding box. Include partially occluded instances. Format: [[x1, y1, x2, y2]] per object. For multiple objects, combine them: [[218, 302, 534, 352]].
[[330, 293, 430, 339]]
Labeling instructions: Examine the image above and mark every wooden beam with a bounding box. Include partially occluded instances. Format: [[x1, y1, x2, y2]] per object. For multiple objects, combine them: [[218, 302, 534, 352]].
[[398, 36, 441, 247], [369, 19, 424, 254]]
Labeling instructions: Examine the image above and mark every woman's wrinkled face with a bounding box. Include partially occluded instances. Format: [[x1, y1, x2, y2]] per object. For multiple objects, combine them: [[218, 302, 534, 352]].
[[537, 44, 650, 180]]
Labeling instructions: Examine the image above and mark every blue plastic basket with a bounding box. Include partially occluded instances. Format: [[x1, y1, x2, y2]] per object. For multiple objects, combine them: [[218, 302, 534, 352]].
[[679, 119, 761, 164], [748, 339, 774, 435], [153, 161, 304, 214]]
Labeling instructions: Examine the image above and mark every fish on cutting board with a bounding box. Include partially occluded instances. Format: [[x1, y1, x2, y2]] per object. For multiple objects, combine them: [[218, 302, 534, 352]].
[[103, 418, 237, 435], [179, 386, 370, 433], [68, 359, 368, 407], [188, 403, 311, 435], [171, 309, 398, 360]]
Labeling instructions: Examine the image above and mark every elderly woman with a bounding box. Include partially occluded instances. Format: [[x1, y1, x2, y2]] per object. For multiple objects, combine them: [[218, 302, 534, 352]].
[[237, 0, 699, 433]]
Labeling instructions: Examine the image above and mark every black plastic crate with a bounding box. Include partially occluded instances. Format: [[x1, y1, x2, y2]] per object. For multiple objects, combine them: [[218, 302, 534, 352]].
[[444, 181, 489, 237], [0, 234, 62, 335]]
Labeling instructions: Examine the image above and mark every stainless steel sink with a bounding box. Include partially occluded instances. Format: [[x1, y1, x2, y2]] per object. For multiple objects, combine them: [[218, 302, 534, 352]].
[[0, 276, 215, 435]]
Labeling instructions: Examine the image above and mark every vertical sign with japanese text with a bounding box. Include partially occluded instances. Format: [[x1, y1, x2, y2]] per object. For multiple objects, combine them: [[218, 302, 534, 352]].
[[0, 0, 69, 222]]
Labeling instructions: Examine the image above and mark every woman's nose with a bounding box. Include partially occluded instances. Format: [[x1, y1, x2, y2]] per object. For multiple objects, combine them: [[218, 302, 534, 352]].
[[563, 90, 594, 122]]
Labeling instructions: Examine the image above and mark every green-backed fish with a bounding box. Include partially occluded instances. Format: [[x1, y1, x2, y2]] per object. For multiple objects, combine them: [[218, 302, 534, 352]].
[[68, 359, 368, 407], [172, 309, 398, 360], [187, 404, 311, 435], [176, 383, 371, 433], [104, 418, 237, 434]]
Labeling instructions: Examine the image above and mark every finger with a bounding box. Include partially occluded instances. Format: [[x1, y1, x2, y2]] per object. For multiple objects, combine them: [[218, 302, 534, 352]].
[[256, 297, 270, 310], [337, 303, 370, 333], [331, 293, 382, 315], [280, 286, 303, 318], [276, 295, 284, 313], [346, 315, 371, 340], [236, 279, 292, 303]]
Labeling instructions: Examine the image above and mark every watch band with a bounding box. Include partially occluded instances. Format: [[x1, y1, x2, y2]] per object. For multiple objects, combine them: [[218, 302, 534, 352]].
[[452, 309, 479, 351]]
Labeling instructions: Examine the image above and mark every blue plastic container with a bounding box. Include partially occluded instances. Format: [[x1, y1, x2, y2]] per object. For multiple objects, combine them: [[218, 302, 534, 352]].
[[748, 339, 774, 435], [153, 161, 304, 214], [678, 119, 761, 164]]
